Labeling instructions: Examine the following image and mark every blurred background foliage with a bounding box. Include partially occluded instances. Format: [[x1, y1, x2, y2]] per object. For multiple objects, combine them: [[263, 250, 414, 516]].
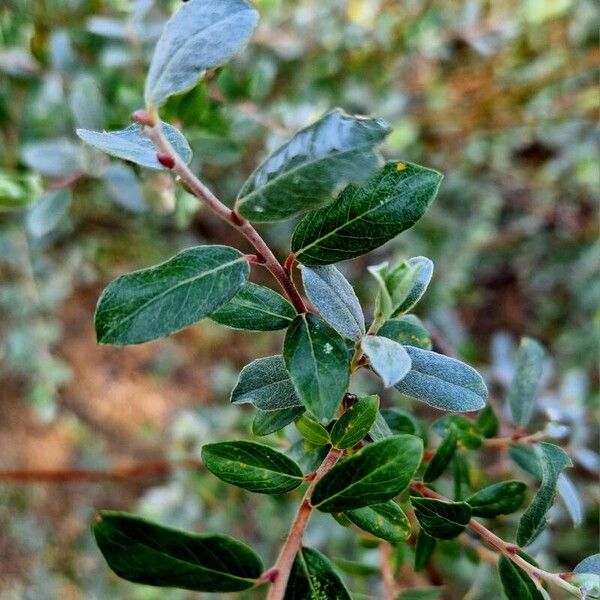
[[0, 0, 598, 598]]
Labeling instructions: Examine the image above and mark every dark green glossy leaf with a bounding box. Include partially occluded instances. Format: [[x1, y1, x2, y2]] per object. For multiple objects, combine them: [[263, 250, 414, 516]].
[[236, 109, 390, 222], [414, 530, 437, 571], [210, 282, 295, 331], [411, 498, 472, 540], [295, 414, 330, 446], [301, 265, 365, 340], [345, 501, 411, 543], [201, 440, 304, 494], [394, 347, 487, 412], [284, 546, 351, 600], [466, 481, 527, 517], [231, 355, 302, 411], [93, 511, 263, 592], [423, 426, 458, 483], [378, 315, 432, 350], [362, 335, 411, 387], [252, 407, 304, 436], [144, 0, 259, 107], [452, 451, 471, 501], [287, 440, 330, 474], [509, 337, 545, 427], [77, 121, 192, 169], [291, 161, 442, 265], [312, 435, 423, 512], [517, 442, 572, 546], [381, 407, 420, 437], [498, 554, 545, 600], [95, 245, 249, 345], [330, 395, 379, 449], [476, 404, 500, 438], [283, 313, 351, 422], [432, 415, 483, 449]]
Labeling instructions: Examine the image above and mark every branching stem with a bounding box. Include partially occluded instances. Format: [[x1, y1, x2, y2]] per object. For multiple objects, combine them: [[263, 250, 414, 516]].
[[265, 446, 344, 600], [143, 121, 307, 313], [410, 482, 582, 598]]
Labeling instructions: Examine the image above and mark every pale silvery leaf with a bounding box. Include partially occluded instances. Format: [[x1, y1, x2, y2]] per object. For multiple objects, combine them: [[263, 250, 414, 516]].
[[26, 189, 72, 238], [22, 138, 81, 177], [301, 265, 365, 340], [361, 335, 411, 387], [144, 0, 259, 107], [556, 472, 583, 526], [103, 164, 146, 213]]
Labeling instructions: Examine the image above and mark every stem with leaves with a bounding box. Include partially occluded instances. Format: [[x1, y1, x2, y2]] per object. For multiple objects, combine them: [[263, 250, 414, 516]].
[[410, 482, 582, 598], [141, 115, 307, 314]]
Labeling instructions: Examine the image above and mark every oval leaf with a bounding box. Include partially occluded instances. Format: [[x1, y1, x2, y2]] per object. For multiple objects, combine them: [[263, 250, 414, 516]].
[[231, 355, 302, 411], [145, 0, 259, 107], [201, 440, 304, 494], [283, 313, 351, 422], [295, 414, 331, 446], [236, 108, 390, 222], [345, 501, 411, 544], [414, 530, 437, 571], [301, 264, 365, 340], [411, 498, 472, 540], [466, 481, 527, 518], [393, 256, 434, 315], [394, 347, 488, 412], [77, 121, 192, 169], [210, 282, 295, 331], [291, 161, 442, 265], [284, 546, 351, 600], [252, 407, 304, 436], [379, 315, 432, 350], [331, 395, 379, 449], [0, 171, 42, 211], [509, 337, 546, 428], [312, 434, 423, 512], [423, 426, 458, 483], [93, 511, 263, 592], [498, 554, 545, 600], [95, 245, 249, 345], [362, 335, 412, 387], [517, 442, 572, 546], [574, 554, 600, 576], [26, 189, 72, 238]]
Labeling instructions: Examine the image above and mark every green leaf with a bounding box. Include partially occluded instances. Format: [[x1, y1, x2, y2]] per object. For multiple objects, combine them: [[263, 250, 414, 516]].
[[236, 109, 390, 222], [301, 265, 365, 340], [295, 415, 331, 446], [283, 314, 351, 422], [252, 407, 304, 436], [466, 481, 527, 517], [291, 161, 442, 265], [93, 511, 263, 592], [452, 452, 472, 501], [411, 498, 472, 540], [0, 171, 42, 211], [516, 442, 572, 546], [423, 426, 458, 483], [330, 395, 379, 449], [414, 530, 437, 571], [476, 404, 500, 438], [378, 315, 432, 350], [210, 282, 295, 331], [432, 415, 483, 450], [498, 554, 545, 600], [368, 410, 395, 441], [144, 0, 259, 107], [393, 256, 434, 315], [231, 355, 302, 411], [509, 337, 545, 427], [26, 189, 72, 238], [381, 407, 421, 437], [284, 546, 351, 600], [77, 121, 192, 169], [312, 435, 423, 512], [394, 347, 487, 412], [361, 335, 412, 387], [509, 443, 542, 480], [201, 440, 304, 494], [345, 501, 411, 544], [95, 245, 249, 345], [397, 588, 443, 600]]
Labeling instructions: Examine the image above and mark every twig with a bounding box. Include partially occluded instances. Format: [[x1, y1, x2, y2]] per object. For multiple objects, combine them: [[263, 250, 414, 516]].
[[410, 482, 582, 598], [380, 542, 397, 600], [483, 430, 547, 448], [0, 458, 202, 483], [265, 446, 344, 600], [140, 114, 307, 314]]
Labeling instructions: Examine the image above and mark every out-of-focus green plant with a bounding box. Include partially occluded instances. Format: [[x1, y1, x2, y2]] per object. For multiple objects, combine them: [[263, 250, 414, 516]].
[[63, 2, 597, 598]]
